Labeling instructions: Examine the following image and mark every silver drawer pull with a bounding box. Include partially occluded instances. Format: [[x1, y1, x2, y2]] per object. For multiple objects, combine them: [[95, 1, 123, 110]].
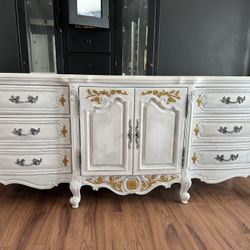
[[218, 126, 242, 134], [12, 128, 40, 136], [9, 95, 39, 104], [215, 154, 239, 162], [135, 119, 140, 150], [127, 119, 132, 149], [221, 96, 246, 104], [15, 158, 42, 167]]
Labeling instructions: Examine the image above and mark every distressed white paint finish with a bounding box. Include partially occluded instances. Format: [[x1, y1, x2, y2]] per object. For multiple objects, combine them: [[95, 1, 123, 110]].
[[189, 84, 250, 185], [79, 87, 134, 176], [190, 146, 250, 170], [194, 88, 250, 115], [0, 148, 71, 174], [0, 118, 70, 145], [0, 85, 69, 114], [133, 88, 187, 175], [0, 73, 249, 208], [192, 117, 250, 143]]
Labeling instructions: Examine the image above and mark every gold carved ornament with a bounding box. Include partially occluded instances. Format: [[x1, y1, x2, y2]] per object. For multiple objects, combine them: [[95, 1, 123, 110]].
[[196, 96, 203, 107], [63, 155, 69, 167], [140, 175, 177, 191], [86, 89, 128, 104], [61, 125, 68, 138], [191, 153, 198, 164], [141, 90, 181, 104], [59, 94, 66, 107], [194, 124, 200, 137], [86, 175, 178, 192]]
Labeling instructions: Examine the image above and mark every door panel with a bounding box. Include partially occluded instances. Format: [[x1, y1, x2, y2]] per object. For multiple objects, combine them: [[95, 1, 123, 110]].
[[80, 87, 134, 176], [134, 88, 187, 174]]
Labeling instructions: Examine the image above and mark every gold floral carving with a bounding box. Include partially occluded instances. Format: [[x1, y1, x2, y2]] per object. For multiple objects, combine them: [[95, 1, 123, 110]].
[[86, 89, 128, 104], [59, 94, 66, 107], [191, 153, 198, 164], [61, 125, 68, 137], [126, 178, 139, 190], [141, 90, 181, 104], [196, 96, 203, 107], [108, 176, 123, 192], [86, 175, 178, 193], [63, 155, 69, 167], [141, 175, 177, 191], [194, 124, 200, 136]]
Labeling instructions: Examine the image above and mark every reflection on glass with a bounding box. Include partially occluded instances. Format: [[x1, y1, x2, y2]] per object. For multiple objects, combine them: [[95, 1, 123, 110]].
[[122, 0, 148, 75], [25, 0, 56, 72], [77, 0, 102, 18]]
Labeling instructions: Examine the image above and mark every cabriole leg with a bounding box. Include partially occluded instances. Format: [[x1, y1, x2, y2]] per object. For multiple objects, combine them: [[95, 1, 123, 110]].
[[70, 181, 81, 208], [180, 170, 192, 204]]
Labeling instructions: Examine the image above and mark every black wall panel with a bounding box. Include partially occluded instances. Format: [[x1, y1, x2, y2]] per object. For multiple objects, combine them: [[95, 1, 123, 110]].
[[157, 0, 250, 76]]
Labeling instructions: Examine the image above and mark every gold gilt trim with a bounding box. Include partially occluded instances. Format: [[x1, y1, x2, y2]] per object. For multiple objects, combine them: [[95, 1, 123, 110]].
[[86, 175, 178, 193], [194, 124, 200, 136], [61, 125, 68, 138], [59, 94, 66, 107], [140, 175, 177, 191], [192, 153, 198, 164], [196, 96, 203, 107], [141, 89, 181, 104], [86, 89, 128, 104], [63, 155, 69, 167]]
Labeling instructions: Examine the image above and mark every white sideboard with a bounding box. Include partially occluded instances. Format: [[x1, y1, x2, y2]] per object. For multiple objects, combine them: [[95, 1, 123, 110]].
[[0, 74, 249, 208]]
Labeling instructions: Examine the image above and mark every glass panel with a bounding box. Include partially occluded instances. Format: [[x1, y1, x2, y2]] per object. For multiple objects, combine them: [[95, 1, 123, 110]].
[[122, 0, 148, 75], [77, 0, 102, 18], [25, 0, 56, 72]]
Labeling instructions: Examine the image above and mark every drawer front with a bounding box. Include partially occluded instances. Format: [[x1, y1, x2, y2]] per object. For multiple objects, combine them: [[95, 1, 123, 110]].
[[0, 85, 69, 114], [0, 118, 70, 145], [194, 88, 250, 114], [190, 147, 250, 170], [0, 148, 71, 174], [67, 29, 111, 53], [68, 54, 111, 75], [192, 118, 250, 143]]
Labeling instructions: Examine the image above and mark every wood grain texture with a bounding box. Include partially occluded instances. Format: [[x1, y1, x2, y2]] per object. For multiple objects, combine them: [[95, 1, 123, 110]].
[[0, 178, 250, 250]]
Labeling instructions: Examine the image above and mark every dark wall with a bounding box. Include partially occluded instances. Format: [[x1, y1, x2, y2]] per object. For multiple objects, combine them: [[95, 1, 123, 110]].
[[157, 0, 250, 75], [0, 0, 21, 72]]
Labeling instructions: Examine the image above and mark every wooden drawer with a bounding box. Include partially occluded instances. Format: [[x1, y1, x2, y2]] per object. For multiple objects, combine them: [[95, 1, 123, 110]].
[[0, 85, 69, 114], [0, 118, 70, 145], [194, 88, 250, 114], [190, 146, 250, 170], [68, 54, 111, 75], [192, 118, 250, 143], [0, 148, 71, 174], [67, 29, 111, 53]]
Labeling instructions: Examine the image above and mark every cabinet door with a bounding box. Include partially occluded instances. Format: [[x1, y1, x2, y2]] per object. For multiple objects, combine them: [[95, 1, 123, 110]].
[[134, 88, 187, 174], [80, 87, 134, 176]]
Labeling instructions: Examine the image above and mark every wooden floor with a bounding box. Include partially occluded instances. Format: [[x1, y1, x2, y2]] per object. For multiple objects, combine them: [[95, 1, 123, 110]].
[[0, 178, 250, 250]]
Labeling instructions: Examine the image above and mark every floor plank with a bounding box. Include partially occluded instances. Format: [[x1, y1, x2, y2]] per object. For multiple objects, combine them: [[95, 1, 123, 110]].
[[0, 178, 250, 250]]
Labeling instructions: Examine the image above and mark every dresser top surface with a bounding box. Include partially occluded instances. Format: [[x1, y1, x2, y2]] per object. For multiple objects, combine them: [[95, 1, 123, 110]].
[[0, 73, 250, 87]]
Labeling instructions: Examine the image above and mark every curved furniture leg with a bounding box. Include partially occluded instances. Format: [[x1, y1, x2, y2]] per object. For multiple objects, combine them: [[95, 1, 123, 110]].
[[180, 170, 192, 204], [70, 181, 81, 208]]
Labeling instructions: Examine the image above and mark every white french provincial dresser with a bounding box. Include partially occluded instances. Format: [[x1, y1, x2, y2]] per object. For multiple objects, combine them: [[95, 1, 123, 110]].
[[0, 74, 249, 208]]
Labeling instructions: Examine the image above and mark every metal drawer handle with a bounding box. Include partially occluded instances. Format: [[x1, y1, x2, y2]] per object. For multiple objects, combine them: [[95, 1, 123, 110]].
[[218, 126, 242, 134], [15, 158, 42, 167], [12, 128, 40, 136], [127, 119, 132, 149], [215, 154, 239, 162], [9, 95, 39, 104], [135, 119, 140, 150], [221, 96, 246, 104]]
